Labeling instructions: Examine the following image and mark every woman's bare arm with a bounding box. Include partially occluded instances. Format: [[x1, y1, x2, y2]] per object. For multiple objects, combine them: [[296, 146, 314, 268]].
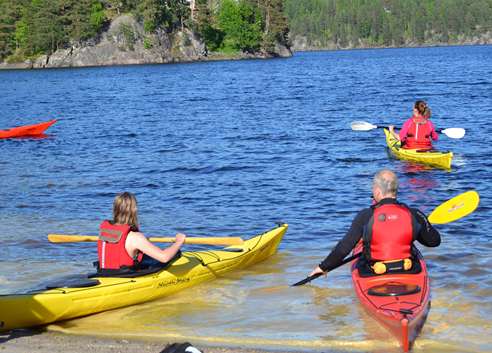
[[126, 231, 186, 263]]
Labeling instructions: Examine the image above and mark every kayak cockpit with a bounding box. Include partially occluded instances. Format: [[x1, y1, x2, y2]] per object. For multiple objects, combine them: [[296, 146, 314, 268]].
[[367, 282, 421, 297]]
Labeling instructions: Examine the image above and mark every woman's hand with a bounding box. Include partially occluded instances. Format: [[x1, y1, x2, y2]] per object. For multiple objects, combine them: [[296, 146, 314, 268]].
[[389, 125, 400, 140], [175, 232, 186, 245]]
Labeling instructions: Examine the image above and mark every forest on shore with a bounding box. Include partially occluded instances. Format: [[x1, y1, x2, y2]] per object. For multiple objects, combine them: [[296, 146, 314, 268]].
[[285, 0, 492, 49], [0, 0, 289, 63], [1, 0, 491, 65]]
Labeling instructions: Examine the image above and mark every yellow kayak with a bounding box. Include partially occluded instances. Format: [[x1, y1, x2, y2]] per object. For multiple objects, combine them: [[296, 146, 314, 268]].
[[384, 128, 452, 170], [0, 224, 287, 332]]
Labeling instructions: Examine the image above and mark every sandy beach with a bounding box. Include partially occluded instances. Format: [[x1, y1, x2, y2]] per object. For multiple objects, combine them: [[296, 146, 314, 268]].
[[0, 329, 298, 353]]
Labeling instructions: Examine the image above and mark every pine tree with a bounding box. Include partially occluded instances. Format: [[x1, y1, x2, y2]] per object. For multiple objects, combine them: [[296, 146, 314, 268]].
[[260, 0, 289, 53], [0, 0, 29, 60]]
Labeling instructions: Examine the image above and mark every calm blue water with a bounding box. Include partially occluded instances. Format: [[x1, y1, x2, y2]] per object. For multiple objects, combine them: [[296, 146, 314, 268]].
[[1, 45, 491, 352]]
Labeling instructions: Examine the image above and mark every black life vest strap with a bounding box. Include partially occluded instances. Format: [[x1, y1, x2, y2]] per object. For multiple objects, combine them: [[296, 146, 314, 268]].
[[362, 204, 377, 261], [132, 250, 142, 267]]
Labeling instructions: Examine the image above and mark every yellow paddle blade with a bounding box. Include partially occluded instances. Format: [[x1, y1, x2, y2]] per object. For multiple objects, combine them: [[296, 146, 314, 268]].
[[428, 190, 480, 224]]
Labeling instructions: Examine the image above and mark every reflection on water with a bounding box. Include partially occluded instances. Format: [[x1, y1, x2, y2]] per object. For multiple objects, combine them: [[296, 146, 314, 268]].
[[399, 173, 440, 207], [3, 133, 51, 140]]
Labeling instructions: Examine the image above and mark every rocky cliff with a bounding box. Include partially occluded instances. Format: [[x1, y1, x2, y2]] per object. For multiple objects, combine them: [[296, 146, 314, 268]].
[[0, 14, 291, 70]]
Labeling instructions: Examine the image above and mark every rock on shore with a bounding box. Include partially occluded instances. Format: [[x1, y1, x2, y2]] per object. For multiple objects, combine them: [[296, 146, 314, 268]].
[[290, 31, 492, 51], [0, 14, 292, 70]]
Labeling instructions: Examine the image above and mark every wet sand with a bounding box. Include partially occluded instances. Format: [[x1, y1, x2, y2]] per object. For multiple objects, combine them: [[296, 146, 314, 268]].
[[0, 330, 292, 353]]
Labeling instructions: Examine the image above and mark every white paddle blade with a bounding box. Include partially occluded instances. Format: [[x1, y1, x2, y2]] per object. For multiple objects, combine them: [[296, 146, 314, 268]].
[[350, 121, 378, 131], [441, 128, 466, 139]]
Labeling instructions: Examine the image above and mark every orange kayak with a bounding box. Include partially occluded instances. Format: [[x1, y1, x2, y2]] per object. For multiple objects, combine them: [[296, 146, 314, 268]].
[[0, 119, 57, 139], [351, 243, 430, 351]]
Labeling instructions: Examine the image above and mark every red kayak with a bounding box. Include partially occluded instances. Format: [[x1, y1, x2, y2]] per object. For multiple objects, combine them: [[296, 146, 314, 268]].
[[351, 243, 430, 351], [0, 119, 57, 139]]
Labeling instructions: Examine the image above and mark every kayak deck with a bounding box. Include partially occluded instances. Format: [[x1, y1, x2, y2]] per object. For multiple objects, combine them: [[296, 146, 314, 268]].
[[351, 245, 430, 352], [384, 128, 452, 170], [0, 224, 287, 332], [0, 119, 57, 139]]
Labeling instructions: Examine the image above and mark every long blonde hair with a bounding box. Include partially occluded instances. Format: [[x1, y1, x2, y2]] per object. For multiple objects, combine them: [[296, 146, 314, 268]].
[[113, 192, 139, 231]]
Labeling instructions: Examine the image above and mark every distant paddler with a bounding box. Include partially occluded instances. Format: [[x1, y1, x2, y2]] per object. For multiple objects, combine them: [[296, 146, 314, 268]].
[[389, 100, 438, 151]]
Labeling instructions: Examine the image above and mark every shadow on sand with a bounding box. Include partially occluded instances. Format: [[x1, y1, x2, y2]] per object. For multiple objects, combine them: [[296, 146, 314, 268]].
[[0, 328, 44, 344]]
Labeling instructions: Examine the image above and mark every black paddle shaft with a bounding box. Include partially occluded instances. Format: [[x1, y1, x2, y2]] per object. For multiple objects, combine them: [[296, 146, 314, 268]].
[[291, 252, 362, 287], [291, 273, 322, 287]]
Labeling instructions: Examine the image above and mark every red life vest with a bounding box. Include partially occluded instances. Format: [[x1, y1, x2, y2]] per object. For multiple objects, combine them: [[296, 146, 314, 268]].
[[98, 220, 143, 270], [363, 203, 415, 261], [403, 116, 433, 150]]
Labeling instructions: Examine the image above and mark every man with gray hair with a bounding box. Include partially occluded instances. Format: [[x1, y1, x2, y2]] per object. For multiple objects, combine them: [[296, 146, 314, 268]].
[[309, 169, 440, 277]]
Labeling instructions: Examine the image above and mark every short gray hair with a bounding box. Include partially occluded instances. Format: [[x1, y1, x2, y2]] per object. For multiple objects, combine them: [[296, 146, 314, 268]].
[[373, 169, 399, 196]]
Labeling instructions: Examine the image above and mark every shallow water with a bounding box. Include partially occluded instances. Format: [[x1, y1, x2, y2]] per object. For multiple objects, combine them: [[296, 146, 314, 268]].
[[1, 45, 491, 352]]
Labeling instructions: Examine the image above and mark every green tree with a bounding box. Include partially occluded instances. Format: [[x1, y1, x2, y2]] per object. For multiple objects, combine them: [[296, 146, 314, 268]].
[[194, 0, 225, 51], [0, 0, 28, 59], [260, 0, 290, 53], [105, 0, 139, 15], [137, 0, 189, 33], [138, 0, 168, 32], [218, 0, 263, 52], [17, 0, 66, 56], [167, 0, 191, 31], [69, 0, 106, 43], [284, 0, 492, 48]]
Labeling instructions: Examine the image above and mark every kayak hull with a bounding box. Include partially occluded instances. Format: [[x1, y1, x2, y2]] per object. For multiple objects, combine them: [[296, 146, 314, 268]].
[[351, 244, 430, 352], [0, 224, 287, 332], [384, 128, 452, 170], [0, 119, 57, 139]]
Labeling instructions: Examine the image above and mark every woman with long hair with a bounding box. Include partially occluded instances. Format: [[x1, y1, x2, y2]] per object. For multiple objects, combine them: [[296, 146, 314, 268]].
[[98, 192, 186, 271]]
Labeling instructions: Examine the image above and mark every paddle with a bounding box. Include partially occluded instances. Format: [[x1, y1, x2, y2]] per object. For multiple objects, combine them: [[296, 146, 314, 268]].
[[292, 190, 480, 286], [291, 253, 362, 286], [428, 190, 480, 224], [350, 120, 466, 139], [48, 234, 244, 246]]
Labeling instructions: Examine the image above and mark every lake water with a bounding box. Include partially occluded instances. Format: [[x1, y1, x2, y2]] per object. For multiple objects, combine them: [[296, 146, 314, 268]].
[[0, 45, 491, 352]]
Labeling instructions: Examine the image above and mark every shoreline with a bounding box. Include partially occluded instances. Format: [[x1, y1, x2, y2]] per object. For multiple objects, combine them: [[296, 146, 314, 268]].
[[1, 42, 490, 71], [291, 41, 492, 52], [0, 329, 297, 353], [0, 52, 288, 71]]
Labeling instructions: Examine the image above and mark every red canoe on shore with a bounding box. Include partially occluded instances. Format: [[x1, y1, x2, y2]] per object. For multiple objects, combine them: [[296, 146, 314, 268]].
[[351, 244, 430, 351], [0, 119, 57, 139]]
